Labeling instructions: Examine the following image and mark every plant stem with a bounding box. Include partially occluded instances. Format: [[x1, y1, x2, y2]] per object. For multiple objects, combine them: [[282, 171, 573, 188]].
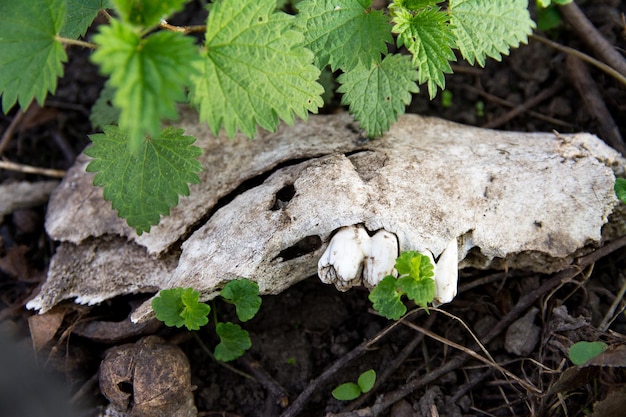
[[159, 20, 206, 34], [529, 34, 626, 87], [558, 2, 626, 77], [55, 36, 97, 49], [191, 332, 255, 381]]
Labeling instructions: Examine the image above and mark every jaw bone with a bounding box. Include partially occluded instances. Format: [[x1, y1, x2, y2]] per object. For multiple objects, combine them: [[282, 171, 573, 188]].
[[318, 225, 459, 305]]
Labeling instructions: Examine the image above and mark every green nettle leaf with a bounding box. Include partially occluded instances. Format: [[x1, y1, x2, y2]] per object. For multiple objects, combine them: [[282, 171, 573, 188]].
[[190, 0, 323, 138], [0, 0, 67, 112], [392, 6, 456, 98], [112, 0, 189, 28], [297, 0, 392, 71], [357, 369, 376, 393], [85, 126, 203, 234], [62, 0, 112, 39], [395, 251, 434, 281], [332, 382, 362, 401], [220, 279, 262, 322], [614, 178, 626, 204], [91, 19, 200, 151], [368, 275, 407, 320], [449, 0, 535, 67], [179, 288, 211, 330], [90, 83, 120, 129], [569, 341, 608, 366], [337, 54, 419, 138], [537, 0, 572, 7], [214, 322, 252, 362]]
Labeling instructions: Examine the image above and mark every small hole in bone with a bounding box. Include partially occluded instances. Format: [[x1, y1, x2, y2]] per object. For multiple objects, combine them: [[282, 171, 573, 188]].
[[276, 235, 322, 261], [270, 184, 296, 210], [118, 381, 133, 395]]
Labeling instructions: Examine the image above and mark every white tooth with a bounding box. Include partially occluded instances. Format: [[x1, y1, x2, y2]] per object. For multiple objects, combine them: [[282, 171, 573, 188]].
[[433, 237, 458, 305], [363, 230, 398, 288], [318, 226, 370, 291]]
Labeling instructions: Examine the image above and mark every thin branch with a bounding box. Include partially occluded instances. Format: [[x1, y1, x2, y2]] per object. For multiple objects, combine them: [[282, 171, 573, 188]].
[[0, 105, 28, 154], [327, 237, 626, 417], [279, 315, 413, 417], [0, 160, 66, 178], [55, 36, 97, 49], [481, 78, 564, 129], [558, 2, 626, 77], [529, 34, 626, 87], [159, 20, 206, 34], [401, 321, 541, 394]]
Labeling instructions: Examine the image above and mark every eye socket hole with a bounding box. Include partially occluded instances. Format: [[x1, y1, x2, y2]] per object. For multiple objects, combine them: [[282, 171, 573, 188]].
[[270, 184, 296, 210]]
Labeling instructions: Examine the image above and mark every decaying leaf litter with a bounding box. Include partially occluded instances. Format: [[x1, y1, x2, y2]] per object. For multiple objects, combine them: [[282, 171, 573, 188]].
[[1, 2, 626, 417]]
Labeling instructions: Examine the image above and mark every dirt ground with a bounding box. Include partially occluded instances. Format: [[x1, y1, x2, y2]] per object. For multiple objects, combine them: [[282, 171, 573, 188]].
[[1, 2, 625, 417]]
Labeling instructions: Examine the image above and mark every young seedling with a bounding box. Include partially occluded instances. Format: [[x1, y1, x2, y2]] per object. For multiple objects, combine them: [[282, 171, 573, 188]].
[[332, 369, 377, 401], [152, 278, 261, 362], [568, 341, 608, 366], [369, 251, 436, 320]]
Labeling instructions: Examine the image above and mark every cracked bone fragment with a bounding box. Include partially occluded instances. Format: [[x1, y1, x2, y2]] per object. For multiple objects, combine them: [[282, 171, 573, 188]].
[[433, 237, 459, 305], [318, 226, 371, 291], [363, 229, 399, 288], [25, 109, 626, 321]]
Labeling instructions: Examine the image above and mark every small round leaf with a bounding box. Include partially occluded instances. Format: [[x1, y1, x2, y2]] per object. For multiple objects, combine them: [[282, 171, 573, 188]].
[[569, 341, 608, 366], [357, 369, 376, 393], [332, 382, 361, 401]]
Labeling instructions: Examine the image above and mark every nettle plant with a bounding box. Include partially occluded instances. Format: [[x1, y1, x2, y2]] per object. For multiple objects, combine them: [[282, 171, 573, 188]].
[[0, 0, 535, 233]]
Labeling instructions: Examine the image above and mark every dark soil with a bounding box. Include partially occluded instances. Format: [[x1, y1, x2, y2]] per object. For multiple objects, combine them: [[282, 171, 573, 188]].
[[1, 2, 626, 417]]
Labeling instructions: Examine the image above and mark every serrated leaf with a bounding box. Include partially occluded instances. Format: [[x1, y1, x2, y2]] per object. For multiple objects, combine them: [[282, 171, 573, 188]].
[[449, 0, 535, 67], [337, 54, 418, 138], [179, 287, 211, 330], [395, 251, 434, 281], [190, 0, 323, 138], [152, 287, 211, 330], [391, 6, 456, 98], [398, 275, 435, 311], [152, 288, 186, 328], [214, 322, 252, 362], [297, 0, 392, 71], [569, 341, 608, 366], [369, 275, 407, 320], [614, 178, 626, 204], [111, 0, 189, 28], [62, 0, 112, 39], [332, 382, 361, 401], [90, 83, 120, 129], [91, 19, 200, 151], [0, 0, 67, 112], [220, 279, 261, 322], [357, 369, 376, 393], [85, 126, 202, 234]]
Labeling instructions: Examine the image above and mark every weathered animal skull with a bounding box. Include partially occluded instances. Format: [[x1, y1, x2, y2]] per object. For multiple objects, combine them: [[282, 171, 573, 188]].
[[25, 110, 626, 323]]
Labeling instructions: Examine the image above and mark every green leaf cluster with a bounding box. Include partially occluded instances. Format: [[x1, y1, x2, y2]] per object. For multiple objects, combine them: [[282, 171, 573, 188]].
[[0, 0, 536, 234], [152, 279, 261, 362], [369, 251, 435, 320], [332, 369, 377, 401]]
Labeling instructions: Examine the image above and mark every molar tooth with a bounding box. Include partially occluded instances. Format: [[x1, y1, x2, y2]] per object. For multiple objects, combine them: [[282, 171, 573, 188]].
[[318, 226, 370, 291], [433, 237, 459, 305], [363, 230, 398, 288]]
